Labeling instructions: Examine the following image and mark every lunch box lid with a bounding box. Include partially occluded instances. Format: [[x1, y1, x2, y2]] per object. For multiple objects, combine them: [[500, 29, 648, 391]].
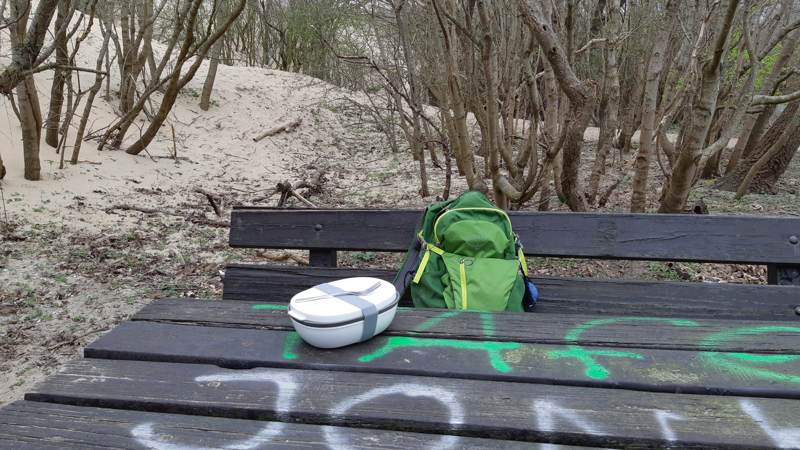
[[288, 277, 398, 326]]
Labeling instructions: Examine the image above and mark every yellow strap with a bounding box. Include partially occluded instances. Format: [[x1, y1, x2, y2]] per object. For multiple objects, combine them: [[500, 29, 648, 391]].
[[412, 243, 444, 285], [427, 243, 445, 255], [459, 260, 468, 309], [518, 248, 529, 277], [413, 250, 431, 284]]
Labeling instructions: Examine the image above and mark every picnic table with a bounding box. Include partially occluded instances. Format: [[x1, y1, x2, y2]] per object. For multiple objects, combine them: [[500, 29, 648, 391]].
[[2, 208, 800, 449]]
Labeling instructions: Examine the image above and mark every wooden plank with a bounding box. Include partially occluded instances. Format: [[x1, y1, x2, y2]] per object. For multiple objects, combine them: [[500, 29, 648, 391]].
[[85, 321, 800, 399], [134, 298, 800, 353], [27, 359, 800, 449], [0, 401, 556, 450], [230, 208, 800, 264], [221, 264, 800, 320], [222, 264, 409, 305]]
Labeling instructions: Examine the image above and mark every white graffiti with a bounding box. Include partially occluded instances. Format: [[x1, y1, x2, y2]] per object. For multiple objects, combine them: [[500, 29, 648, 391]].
[[323, 383, 463, 450], [533, 399, 604, 450], [132, 371, 297, 450], [654, 411, 684, 442], [740, 399, 800, 450], [130, 370, 800, 450]]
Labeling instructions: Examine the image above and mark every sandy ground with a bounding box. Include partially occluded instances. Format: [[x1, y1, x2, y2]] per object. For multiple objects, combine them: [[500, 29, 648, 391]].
[[0, 28, 458, 405], [1, 23, 799, 406]]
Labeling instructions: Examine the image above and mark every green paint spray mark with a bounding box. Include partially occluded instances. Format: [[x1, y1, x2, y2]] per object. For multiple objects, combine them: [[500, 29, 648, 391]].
[[252, 304, 288, 311], [282, 332, 301, 360], [549, 317, 700, 380], [359, 336, 521, 373], [480, 313, 495, 337], [700, 326, 800, 384], [414, 311, 462, 332]]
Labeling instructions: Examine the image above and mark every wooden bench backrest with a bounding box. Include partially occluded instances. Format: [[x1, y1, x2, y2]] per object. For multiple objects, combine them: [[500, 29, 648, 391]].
[[230, 208, 800, 285]]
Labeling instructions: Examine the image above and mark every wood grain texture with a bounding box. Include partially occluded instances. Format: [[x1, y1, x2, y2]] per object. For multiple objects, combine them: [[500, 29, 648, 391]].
[[0, 401, 554, 450], [221, 264, 800, 320], [134, 298, 800, 352], [230, 208, 800, 264], [26, 359, 800, 449], [85, 321, 800, 399]]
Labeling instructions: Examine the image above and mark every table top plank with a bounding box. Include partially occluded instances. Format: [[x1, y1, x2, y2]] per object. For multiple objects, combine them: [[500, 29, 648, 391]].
[[26, 358, 800, 449], [0, 401, 560, 450], [86, 321, 800, 399], [134, 299, 800, 353]]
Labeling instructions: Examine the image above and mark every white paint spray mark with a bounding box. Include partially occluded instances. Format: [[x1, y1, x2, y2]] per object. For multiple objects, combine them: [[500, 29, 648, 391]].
[[324, 383, 463, 450], [131, 371, 297, 450], [740, 399, 800, 449], [654, 411, 684, 442], [533, 399, 604, 450]]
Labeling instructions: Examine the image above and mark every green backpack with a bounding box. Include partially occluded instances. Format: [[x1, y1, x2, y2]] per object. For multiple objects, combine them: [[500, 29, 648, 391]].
[[395, 191, 536, 312]]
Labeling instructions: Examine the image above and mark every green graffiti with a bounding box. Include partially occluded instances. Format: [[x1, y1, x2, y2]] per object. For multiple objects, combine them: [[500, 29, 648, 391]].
[[282, 332, 301, 360], [252, 304, 288, 311], [480, 313, 495, 337], [549, 317, 700, 380], [359, 336, 521, 373], [700, 326, 800, 384], [414, 311, 462, 332]]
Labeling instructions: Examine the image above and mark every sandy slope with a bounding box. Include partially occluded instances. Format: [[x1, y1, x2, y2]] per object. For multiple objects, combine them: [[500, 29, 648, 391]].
[[0, 25, 446, 405]]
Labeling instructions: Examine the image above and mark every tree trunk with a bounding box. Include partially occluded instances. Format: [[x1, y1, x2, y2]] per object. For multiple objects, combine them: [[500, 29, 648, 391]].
[[45, 0, 69, 148], [17, 77, 42, 180], [72, 34, 111, 165], [735, 109, 800, 196], [725, 28, 799, 174], [630, 0, 676, 212], [519, 1, 592, 212], [587, 0, 622, 206], [658, 0, 739, 213], [715, 102, 799, 191], [200, 32, 222, 110]]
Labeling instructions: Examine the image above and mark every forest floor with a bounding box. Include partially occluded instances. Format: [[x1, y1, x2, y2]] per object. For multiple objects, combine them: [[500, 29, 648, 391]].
[[1, 37, 799, 404]]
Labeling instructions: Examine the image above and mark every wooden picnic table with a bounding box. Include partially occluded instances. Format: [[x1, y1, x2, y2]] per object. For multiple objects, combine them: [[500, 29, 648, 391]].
[[2, 207, 800, 449], [2, 296, 800, 449]]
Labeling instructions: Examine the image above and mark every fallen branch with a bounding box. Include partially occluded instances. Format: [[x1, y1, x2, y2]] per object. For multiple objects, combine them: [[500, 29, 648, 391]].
[[275, 180, 317, 208], [253, 118, 303, 142], [189, 217, 229, 228], [256, 250, 308, 265], [195, 189, 222, 217], [105, 204, 162, 215], [48, 327, 109, 351]]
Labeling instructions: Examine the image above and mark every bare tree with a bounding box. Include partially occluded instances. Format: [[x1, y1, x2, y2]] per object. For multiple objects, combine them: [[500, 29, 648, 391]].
[[658, 0, 740, 213], [519, 0, 593, 212], [123, 0, 246, 155], [44, 0, 70, 148], [586, 0, 623, 206], [629, 0, 677, 212]]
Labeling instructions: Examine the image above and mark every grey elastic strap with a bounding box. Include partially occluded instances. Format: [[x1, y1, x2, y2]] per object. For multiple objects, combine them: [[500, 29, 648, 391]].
[[315, 283, 379, 341]]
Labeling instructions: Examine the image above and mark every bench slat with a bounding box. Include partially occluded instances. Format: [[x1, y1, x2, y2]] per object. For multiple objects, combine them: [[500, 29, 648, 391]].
[[134, 298, 800, 353], [85, 321, 800, 399], [0, 401, 548, 450], [231, 208, 800, 264], [222, 264, 800, 320], [27, 359, 800, 449]]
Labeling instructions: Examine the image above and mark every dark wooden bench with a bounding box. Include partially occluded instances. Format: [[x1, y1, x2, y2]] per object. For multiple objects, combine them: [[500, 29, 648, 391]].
[[3, 207, 800, 449], [223, 208, 800, 320]]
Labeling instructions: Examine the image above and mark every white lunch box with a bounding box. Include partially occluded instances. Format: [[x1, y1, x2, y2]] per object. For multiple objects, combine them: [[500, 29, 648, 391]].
[[288, 277, 399, 348]]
